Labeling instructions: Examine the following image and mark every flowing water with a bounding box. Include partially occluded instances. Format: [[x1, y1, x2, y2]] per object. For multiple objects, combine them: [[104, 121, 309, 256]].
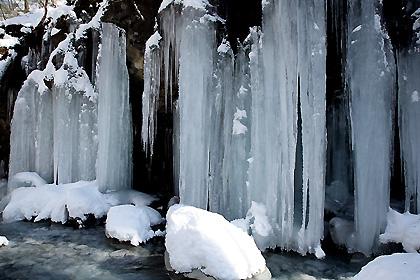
[[0, 220, 367, 280]]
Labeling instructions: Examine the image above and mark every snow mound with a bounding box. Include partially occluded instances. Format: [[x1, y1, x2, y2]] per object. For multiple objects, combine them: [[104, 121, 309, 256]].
[[105, 205, 163, 246], [380, 208, 420, 252], [2, 176, 157, 225], [165, 205, 268, 280], [0, 236, 8, 246], [2, 181, 109, 223], [354, 253, 420, 280]]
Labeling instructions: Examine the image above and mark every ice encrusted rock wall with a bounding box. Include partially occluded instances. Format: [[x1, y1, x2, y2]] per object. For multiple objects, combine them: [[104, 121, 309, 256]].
[[143, 0, 326, 255], [9, 21, 132, 193]]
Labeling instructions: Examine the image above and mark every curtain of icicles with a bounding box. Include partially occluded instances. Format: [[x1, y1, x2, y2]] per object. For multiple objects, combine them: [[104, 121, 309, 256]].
[[142, 0, 326, 255]]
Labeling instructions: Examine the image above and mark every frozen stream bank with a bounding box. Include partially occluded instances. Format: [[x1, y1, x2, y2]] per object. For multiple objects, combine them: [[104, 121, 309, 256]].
[[0, 220, 368, 280]]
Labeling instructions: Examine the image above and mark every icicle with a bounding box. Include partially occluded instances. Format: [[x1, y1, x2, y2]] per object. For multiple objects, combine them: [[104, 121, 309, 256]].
[[97, 23, 133, 193], [346, 2, 395, 255], [142, 31, 162, 155]]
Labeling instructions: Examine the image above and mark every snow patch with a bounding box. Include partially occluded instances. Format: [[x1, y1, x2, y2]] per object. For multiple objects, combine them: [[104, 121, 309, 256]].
[[379, 208, 420, 253]]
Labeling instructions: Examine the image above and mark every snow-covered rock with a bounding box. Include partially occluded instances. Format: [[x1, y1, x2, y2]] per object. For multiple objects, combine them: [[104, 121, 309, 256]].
[[0, 236, 8, 246], [105, 205, 163, 246], [354, 253, 420, 280], [165, 205, 270, 280], [380, 208, 420, 253]]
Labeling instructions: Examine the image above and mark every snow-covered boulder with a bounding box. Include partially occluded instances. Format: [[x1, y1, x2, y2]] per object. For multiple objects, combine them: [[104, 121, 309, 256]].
[[380, 208, 420, 252], [105, 205, 163, 246], [0, 236, 8, 246], [165, 205, 270, 280], [354, 253, 420, 280]]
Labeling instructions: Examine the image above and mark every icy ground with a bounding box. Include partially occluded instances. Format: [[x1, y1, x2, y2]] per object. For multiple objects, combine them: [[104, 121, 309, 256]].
[[0, 219, 370, 280]]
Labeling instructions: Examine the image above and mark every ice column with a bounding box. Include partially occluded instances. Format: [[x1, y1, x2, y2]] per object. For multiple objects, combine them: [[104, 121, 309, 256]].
[[347, 2, 395, 255], [176, 7, 215, 208], [97, 23, 133, 192], [9, 71, 53, 190], [296, 0, 326, 254], [398, 47, 420, 213], [247, 0, 326, 253]]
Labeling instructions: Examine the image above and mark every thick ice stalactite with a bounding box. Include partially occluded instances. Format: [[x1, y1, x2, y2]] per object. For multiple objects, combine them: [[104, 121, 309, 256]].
[[347, 1, 395, 255], [142, 31, 162, 156], [398, 49, 420, 213], [247, 0, 326, 253], [97, 23, 133, 193], [9, 72, 53, 190], [177, 8, 215, 208], [296, 0, 327, 254]]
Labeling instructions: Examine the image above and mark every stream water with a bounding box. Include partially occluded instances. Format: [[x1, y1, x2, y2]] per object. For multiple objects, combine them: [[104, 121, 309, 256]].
[[0, 220, 368, 280]]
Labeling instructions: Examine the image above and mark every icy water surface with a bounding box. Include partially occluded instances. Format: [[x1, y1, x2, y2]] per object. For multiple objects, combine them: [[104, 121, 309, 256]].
[[0, 220, 367, 279]]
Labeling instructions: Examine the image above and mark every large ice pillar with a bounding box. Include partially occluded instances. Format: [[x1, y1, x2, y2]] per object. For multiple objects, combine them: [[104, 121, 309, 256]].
[[8, 71, 53, 190], [176, 7, 215, 208], [212, 42, 252, 220], [296, 0, 327, 254], [247, 0, 326, 253], [97, 23, 133, 192], [347, 1, 395, 255], [398, 49, 420, 213]]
